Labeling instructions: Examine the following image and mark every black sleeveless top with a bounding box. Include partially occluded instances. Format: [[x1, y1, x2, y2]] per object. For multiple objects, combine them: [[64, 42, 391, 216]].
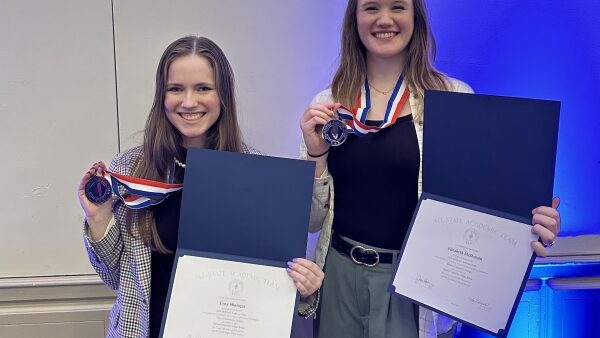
[[327, 114, 420, 249], [149, 165, 184, 338]]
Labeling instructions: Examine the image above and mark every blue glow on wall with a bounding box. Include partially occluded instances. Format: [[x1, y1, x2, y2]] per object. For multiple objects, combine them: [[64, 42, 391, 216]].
[[455, 262, 600, 337], [428, 0, 600, 236]]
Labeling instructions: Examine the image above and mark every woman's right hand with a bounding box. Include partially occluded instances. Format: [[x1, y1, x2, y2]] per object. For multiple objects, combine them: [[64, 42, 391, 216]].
[[78, 162, 113, 239], [299, 102, 341, 157]]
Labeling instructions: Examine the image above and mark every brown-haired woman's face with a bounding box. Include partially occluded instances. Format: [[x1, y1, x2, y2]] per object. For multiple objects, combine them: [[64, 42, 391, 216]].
[[164, 55, 221, 148], [356, 0, 414, 60]]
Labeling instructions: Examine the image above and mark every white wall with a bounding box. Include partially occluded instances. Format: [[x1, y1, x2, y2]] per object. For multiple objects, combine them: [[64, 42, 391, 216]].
[[0, 0, 118, 277], [0, 0, 345, 278], [114, 0, 345, 157]]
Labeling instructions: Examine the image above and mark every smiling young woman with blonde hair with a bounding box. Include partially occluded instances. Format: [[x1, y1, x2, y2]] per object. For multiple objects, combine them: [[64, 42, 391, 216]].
[[300, 1, 561, 337]]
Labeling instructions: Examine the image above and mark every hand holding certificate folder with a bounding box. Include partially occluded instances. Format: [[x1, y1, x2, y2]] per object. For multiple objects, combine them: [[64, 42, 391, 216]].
[[160, 149, 319, 338], [390, 91, 561, 337]]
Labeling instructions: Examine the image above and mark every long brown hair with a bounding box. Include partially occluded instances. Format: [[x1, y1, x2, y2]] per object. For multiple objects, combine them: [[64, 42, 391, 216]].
[[132, 36, 243, 253], [332, 0, 450, 122]]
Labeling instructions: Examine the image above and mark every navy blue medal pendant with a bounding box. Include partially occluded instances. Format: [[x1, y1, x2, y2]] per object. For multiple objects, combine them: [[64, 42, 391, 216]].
[[85, 175, 112, 204], [322, 119, 348, 146]]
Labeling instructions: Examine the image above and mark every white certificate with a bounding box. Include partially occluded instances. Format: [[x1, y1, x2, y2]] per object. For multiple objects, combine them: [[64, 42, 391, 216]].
[[392, 198, 537, 335], [162, 255, 297, 337]]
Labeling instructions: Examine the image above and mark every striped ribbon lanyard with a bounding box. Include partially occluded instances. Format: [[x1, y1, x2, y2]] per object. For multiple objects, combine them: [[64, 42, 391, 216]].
[[337, 74, 410, 135], [103, 168, 183, 209]]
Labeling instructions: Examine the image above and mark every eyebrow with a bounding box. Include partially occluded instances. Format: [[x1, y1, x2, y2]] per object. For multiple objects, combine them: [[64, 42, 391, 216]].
[[360, 1, 378, 7], [166, 82, 215, 86], [360, 0, 408, 8]]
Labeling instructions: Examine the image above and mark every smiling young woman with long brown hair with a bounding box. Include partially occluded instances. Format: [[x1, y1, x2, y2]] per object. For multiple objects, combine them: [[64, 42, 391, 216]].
[[300, 1, 561, 337], [78, 36, 324, 338]]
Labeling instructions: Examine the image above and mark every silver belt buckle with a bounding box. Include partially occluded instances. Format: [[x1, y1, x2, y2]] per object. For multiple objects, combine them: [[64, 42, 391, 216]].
[[349, 245, 380, 267]]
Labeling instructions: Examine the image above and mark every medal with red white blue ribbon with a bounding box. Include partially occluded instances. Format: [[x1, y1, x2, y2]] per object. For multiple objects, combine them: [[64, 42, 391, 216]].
[[85, 176, 113, 204], [322, 74, 410, 146], [85, 160, 184, 209], [105, 170, 183, 209]]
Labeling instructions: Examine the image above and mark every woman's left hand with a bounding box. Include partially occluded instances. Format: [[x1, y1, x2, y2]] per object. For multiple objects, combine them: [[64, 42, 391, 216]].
[[287, 258, 324, 298], [531, 197, 561, 256]]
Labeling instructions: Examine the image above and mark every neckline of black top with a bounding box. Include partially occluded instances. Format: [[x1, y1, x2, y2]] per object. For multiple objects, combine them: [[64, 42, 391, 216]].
[[364, 113, 412, 127]]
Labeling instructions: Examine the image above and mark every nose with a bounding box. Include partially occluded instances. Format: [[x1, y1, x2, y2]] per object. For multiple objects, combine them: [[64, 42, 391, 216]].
[[376, 10, 393, 26], [181, 91, 198, 109]]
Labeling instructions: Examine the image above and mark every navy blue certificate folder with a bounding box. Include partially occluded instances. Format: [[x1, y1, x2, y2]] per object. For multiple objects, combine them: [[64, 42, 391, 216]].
[[177, 148, 315, 261], [389, 90, 560, 337], [423, 91, 560, 220], [160, 148, 315, 337]]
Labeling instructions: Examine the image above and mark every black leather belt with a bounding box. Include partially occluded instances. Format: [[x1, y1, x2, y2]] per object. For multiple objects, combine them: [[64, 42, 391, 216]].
[[331, 233, 394, 267]]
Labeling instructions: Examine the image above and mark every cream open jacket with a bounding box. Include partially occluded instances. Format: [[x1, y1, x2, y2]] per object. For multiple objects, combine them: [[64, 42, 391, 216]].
[[300, 78, 473, 338]]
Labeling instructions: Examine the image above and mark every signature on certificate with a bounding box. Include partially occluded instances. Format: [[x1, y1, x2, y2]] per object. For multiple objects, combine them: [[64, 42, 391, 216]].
[[468, 296, 492, 312], [414, 275, 434, 290]]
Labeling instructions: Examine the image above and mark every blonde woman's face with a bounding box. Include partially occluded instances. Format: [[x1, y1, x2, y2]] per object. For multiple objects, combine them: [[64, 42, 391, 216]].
[[164, 55, 221, 148], [356, 0, 414, 61]]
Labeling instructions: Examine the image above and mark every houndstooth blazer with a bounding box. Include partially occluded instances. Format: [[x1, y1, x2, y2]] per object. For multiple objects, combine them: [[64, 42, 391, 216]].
[[83, 143, 261, 338]]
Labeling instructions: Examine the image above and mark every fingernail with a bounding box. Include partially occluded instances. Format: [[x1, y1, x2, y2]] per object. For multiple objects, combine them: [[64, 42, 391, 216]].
[[286, 268, 292, 273], [287, 261, 294, 267], [292, 258, 298, 262]]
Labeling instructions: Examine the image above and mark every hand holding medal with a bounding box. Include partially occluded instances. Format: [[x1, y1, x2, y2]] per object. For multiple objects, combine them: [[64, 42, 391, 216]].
[[78, 162, 114, 235], [78, 159, 184, 233], [300, 102, 343, 158], [85, 175, 112, 205], [322, 106, 353, 147], [79, 162, 112, 205]]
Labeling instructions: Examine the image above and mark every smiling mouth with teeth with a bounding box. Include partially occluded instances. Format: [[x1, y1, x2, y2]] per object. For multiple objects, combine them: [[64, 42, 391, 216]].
[[179, 112, 206, 120], [373, 32, 398, 39]]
